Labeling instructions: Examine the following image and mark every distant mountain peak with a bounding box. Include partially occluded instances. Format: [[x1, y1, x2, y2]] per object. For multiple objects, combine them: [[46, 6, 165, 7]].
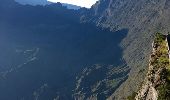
[[15, 0, 50, 5], [14, 0, 81, 9], [62, 3, 81, 10]]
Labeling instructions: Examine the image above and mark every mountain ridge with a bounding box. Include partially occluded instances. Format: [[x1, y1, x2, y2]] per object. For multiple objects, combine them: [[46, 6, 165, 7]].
[[1, 0, 170, 99], [0, 0, 130, 99], [15, 0, 81, 9], [81, 0, 170, 99]]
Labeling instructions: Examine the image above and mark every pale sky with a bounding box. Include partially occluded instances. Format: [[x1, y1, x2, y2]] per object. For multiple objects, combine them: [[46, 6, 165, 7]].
[[48, 0, 98, 8]]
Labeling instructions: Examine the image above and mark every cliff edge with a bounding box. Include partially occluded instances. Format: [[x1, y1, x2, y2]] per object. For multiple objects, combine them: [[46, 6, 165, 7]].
[[135, 33, 170, 100]]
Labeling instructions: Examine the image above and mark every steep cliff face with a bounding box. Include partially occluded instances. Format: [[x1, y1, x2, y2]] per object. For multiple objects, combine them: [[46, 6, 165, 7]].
[[0, 0, 130, 99], [135, 33, 170, 100], [81, 0, 170, 99], [2, 0, 170, 99]]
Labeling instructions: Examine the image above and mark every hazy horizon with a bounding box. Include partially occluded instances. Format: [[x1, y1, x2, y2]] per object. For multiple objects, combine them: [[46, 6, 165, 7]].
[[15, 0, 98, 8], [48, 0, 98, 8]]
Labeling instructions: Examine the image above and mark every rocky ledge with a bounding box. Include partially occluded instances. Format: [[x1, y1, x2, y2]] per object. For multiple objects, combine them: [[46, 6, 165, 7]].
[[135, 33, 170, 100]]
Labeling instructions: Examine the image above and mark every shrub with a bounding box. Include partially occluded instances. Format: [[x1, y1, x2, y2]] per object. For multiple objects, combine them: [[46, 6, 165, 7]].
[[158, 57, 169, 65], [127, 92, 137, 100], [155, 33, 165, 43], [157, 82, 170, 100]]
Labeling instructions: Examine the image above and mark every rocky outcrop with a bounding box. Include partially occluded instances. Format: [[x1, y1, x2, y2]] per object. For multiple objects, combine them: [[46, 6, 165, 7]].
[[82, 0, 170, 99], [135, 34, 169, 100]]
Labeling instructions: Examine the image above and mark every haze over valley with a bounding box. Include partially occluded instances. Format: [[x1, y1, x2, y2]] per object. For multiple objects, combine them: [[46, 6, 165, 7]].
[[1, 0, 170, 100]]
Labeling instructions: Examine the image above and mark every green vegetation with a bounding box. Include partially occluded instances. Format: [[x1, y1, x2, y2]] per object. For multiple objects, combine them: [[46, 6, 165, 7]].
[[107, 79, 118, 88], [151, 33, 169, 68], [158, 57, 169, 66], [152, 33, 170, 100], [155, 33, 165, 43], [127, 92, 137, 100], [167, 68, 170, 81], [157, 81, 170, 100]]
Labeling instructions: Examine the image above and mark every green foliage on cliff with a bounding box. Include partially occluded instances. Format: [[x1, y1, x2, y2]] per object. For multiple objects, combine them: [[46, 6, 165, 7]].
[[153, 33, 170, 100], [154, 69, 170, 99], [167, 69, 170, 81], [127, 91, 137, 100], [157, 80, 170, 100], [151, 33, 169, 68], [155, 33, 166, 43], [158, 57, 169, 66]]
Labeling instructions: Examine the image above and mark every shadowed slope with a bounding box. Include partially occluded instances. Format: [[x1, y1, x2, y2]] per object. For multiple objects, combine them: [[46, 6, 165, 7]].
[[0, 1, 129, 99]]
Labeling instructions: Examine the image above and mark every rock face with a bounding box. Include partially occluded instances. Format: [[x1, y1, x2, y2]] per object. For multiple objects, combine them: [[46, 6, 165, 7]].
[[135, 34, 170, 100], [2, 0, 170, 99], [81, 0, 170, 99], [135, 42, 159, 100], [0, 0, 130, 99]]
